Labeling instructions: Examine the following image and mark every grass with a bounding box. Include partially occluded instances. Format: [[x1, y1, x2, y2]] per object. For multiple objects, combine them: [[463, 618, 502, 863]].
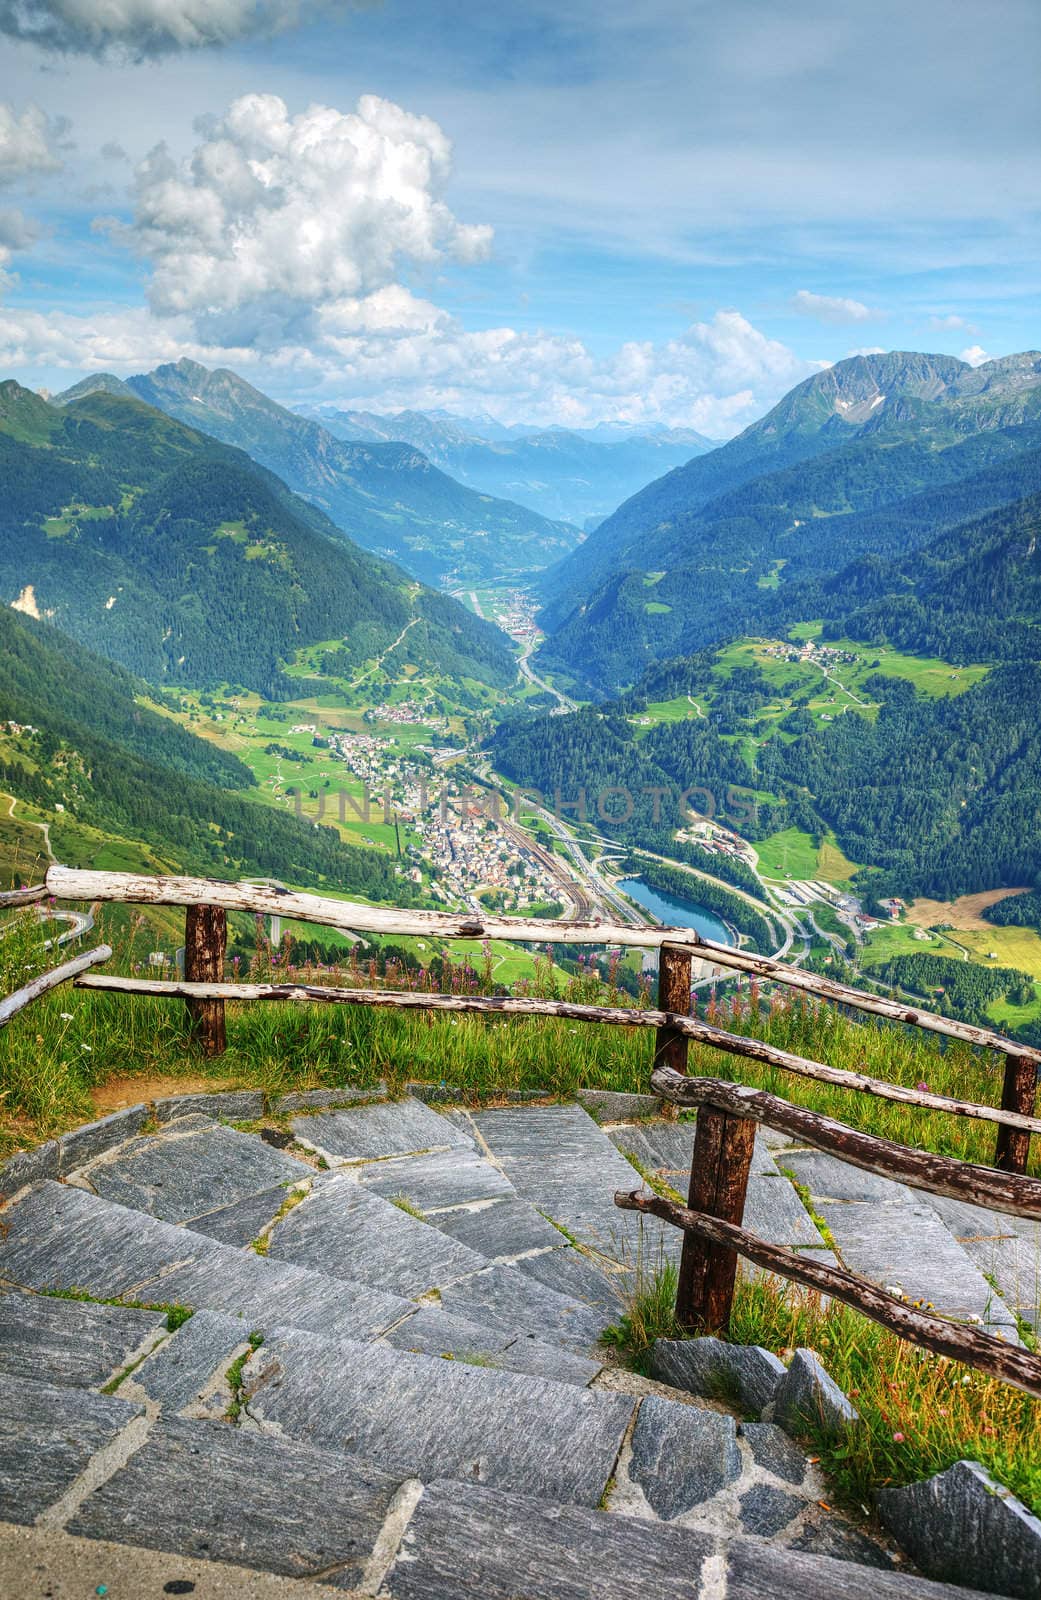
[[727, 1276, 1041, 1519], [755, 827, 820, 881], [225, 1331, 265, 1421], [1, 909, 1037, 1182]]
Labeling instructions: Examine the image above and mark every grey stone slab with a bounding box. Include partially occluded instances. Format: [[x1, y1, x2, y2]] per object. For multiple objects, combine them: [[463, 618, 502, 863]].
[[0, 1140, 59, 1197], [358, 1148, 515, 1211], [68, 1414, 398, 1587], [84, 1122, 309, 1225], [516, 1245, 625, 1311], [0, 1180, 215, 1299], [58, 1106, 151, 1173], [383, 1478, 714, 1600], [384, 1305, 511, 1358], [266, 1082, 386, 1114], [267, 1177, 489, 1297], [770, 1348, 859, 1437], [739, 1482, 806, 1536], [385, 1310, 600, 1387], [469, 1103, 671, 1264], [779, 1150, 913, 1205], [134, 1310, 246, 1412], [136, 1252, 411, 1345], [576, 1090, 661, 1122], [154, 1091, 264, 1124], [650, 1337, 785, 1417], [789, 1513, 896, 1571], [0, 1181, 412, 1343], [292, 1096, 472, 1163], [426, 1195, 562, 1257], [244, 1326, 633, 1507], [440, 1263, 608, 1352], [610, 1122, 789, 1182], [725, 1536, 982, 1598], [880, 1459, 1041, 1600], [822, 1199, 1021, 1335], [0, 1287, 165, 1389], [0, 1372, 142, 1524], [183, 1185, 289, 1247], [492, 1332, 601, 1387], [629, 1395, 741, 1519], [738, 1421, 810, 1486], [742, 1174, 824, 1248]]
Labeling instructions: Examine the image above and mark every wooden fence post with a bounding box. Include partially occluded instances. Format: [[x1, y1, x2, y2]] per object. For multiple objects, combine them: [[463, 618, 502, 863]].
[[675, 1102, 756, 1333], [655, 942, 692, 1075], [184, 903, 227, 1057], [995, 1054, 1037, 1174]]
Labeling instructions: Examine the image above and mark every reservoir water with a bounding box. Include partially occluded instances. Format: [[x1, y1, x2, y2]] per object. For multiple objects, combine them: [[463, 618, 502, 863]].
[[616, 876, 735, 946]]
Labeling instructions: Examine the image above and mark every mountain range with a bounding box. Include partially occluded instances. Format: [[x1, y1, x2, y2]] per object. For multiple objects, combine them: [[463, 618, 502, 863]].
[[0, 381, 513, 695], [298, 404, 714, 529], [56, 363, 582, 587], [536, 351, 1041, 693]]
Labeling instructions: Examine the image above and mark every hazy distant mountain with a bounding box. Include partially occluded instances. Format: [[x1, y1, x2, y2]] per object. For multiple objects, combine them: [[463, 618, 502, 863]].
[[298, 403, 715, 528], [57, 362, 581, 587], [535, 350, 1041, 692], [1, 381, 513, 693]]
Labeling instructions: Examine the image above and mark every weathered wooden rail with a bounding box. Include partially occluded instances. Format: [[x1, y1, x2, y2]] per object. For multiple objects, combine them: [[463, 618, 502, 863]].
[[3, 865, 1040, 1395]]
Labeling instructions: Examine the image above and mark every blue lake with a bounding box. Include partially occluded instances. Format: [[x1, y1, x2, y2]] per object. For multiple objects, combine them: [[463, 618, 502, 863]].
[[617, 877, 735, 946]]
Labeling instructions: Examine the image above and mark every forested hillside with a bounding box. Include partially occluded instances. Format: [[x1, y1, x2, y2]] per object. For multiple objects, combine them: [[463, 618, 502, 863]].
[[0, 606, 411, 897], [0, 382, 513, 694], [537, 351, 1041, 693], [59, 362, 582, 586]]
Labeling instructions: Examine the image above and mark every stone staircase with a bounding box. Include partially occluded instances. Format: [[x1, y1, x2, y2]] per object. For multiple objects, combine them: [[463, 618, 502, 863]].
[[0, 1091, 1027, 1597]]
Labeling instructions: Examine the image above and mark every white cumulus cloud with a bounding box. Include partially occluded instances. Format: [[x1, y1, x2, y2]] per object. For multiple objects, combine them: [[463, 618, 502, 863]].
[[0, 0, 355, 57], [116, 93, 493, 340], [0, 102, 67, 184], [960, 344, 991, 367], [791, 289, 878, 324]]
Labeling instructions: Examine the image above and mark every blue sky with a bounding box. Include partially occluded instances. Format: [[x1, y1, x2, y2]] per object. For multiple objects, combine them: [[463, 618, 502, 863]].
[[0, 0, 1037, 431]]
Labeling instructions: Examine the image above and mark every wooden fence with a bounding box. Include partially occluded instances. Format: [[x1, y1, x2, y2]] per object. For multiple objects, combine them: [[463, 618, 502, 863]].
[[2, 865, 1040, 1397]]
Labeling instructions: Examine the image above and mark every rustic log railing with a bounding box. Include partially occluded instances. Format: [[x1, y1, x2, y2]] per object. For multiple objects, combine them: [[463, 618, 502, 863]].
[[3, 865, 1040, 1395]]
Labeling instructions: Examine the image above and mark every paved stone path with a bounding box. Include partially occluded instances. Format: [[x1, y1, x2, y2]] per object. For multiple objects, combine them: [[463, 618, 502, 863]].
[[0, 1091, 1022, 1598]]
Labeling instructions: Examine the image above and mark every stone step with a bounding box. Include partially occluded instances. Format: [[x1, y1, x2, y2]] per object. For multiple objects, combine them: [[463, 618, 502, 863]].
[[782, 1150, 1023, 1338], [240, 1322, 634, 1508], [0, 1181, 413, 1344], [610, 1120, 827, 1251], [66, 1413, 400, 1589], [466, 1103, 674, 1264], [1, 1373, 988, 1600], [265, 1174, 613, 1353], [72, 1113, 311, 1228], [0, 1286, 167, 1390], [438, 1262, 610, 1351], [381, 1479, 999, 1600], [925, 1193, 1041, 1331], [291, 1095, 472, 1164], [266, 1173, 493, 1297], [0, 1373, 144, 1527], [2, 1371, 401, 1588]]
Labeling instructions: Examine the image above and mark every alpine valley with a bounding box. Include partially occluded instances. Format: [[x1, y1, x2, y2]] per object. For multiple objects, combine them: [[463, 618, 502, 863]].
[[4, 349, 1041, 1044]]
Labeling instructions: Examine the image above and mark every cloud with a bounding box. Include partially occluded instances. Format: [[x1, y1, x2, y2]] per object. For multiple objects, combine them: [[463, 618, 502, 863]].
[[0, 0, 359, 58], [0, 290, 821, 433], [0, 209, 41, 249], [791, 289, 879, 324], [929, 313, 975, 331], [0, 102, 68, 184], [115, 93, 493, 337], [960, 344, 991, 367]]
